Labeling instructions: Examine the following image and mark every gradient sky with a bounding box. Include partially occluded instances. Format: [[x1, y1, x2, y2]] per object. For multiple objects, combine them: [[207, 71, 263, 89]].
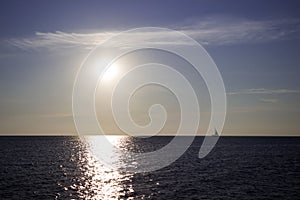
[[0, 0, 300, 136]]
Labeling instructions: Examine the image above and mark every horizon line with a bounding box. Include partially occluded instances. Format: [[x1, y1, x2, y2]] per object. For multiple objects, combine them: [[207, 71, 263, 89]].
[[0, 134, 299, 137]]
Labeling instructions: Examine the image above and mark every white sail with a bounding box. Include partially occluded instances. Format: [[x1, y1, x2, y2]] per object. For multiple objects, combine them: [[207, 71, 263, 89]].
[[213, 128, 219, 136]]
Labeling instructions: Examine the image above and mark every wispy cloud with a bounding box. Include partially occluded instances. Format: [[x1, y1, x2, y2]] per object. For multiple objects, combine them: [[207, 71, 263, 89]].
[[228, 88, 300, 95], [39, 113, 73, 119], [178, 16, 300, 45], [7, 16, 300, 50], [8, 31, 114, 50]]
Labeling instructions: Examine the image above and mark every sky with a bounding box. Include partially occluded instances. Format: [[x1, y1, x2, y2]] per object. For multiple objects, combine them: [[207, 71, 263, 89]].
[[0, 0, 300, 136]]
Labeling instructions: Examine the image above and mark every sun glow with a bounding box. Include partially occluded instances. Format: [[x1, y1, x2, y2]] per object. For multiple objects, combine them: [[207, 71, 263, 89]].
[[102, 64, 119, 81]]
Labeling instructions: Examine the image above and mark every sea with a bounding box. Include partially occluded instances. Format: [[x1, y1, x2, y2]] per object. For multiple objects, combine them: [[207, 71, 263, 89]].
[[0, 136, 299, 199]]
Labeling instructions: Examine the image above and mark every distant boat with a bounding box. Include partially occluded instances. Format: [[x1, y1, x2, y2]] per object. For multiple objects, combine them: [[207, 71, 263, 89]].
[[212, 128, 219, 137]]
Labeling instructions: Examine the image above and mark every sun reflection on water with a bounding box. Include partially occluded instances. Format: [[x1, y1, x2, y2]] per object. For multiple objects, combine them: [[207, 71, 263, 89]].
[[75, 136, 135, 200]]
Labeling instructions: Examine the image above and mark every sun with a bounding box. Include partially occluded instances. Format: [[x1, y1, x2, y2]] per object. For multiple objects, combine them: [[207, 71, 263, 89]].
[[102, 64, 119, 81]]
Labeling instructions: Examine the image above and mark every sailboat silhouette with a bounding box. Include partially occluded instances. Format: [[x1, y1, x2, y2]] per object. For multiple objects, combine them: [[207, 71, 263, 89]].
[[213, 128, 219, 137]]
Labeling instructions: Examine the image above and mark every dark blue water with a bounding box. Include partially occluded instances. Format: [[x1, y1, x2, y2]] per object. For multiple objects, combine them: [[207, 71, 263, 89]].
[[0, 136, 299, 199]]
